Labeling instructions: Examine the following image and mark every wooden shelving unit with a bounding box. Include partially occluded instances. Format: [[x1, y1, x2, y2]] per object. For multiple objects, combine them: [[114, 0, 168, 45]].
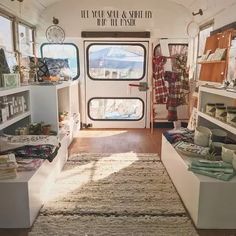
[[199, 29, 235, 83]]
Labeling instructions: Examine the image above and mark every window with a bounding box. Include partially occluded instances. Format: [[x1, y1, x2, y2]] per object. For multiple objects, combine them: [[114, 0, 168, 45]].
[[41, 43, 80, 80], [88, 98, 144, 120], [87, 44, 146, 80], [0, 15, 13, 52], [18, 23, 34, 56], [196, 22, 214, 79]]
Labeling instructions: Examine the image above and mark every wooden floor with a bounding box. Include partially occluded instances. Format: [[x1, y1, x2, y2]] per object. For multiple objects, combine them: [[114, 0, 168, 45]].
[[0, 128, 236, 236]]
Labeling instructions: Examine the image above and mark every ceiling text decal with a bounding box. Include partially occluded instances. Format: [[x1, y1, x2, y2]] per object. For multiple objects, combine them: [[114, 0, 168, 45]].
[[81, 10, 152, 26]]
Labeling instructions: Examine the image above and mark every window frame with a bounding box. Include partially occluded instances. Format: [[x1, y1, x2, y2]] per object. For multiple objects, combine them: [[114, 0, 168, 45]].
[[0, 13, 14, 52], [17, 22, 35, 56], [40, 42, 80, 80], [86, 43, 146, 81], [88, 97, 145, 121], [195, 20, 214, 80]]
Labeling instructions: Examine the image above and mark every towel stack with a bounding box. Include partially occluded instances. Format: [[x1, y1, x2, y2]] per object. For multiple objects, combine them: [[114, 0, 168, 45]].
[[0, 154, 18, 180], [189, 159, 235, 181]]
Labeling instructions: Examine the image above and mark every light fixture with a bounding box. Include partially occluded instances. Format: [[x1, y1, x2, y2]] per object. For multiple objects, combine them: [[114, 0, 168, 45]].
[[11, 0, 24, 2]]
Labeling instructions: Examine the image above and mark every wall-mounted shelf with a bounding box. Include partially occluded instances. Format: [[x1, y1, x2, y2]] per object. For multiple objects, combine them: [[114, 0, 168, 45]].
[[198, 111, 236, 135], [200, 86, 236, 99], [0, 111, 31, 130], [0, 86, 30, 97], [197, 86, 236, 140], [0, 86, 31, 131]]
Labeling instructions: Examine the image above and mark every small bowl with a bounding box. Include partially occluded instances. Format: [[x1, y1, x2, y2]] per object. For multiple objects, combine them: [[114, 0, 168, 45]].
[[222, 144, 236, 163]]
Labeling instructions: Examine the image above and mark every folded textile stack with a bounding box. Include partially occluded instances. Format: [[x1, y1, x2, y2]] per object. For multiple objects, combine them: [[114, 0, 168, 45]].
[[17, 158, 44, 172], [0, 135, 60, 162], [175, 141, 210, 157], [164, 128, 194, 144], [0, 154, 18, 180], [189, 159, 235, 181]]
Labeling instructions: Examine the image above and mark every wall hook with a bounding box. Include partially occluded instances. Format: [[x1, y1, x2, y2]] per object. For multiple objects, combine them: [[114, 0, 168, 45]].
[[53, 17, 59, 25], [192, 9, 203, 16]]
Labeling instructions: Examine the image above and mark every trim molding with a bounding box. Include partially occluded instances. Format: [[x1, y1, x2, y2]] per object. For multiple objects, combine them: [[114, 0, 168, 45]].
[[81, 31, 151, 38]]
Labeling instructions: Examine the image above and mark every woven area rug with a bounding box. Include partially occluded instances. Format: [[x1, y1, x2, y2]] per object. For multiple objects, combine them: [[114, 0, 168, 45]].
[[29, 153, 198, 236]]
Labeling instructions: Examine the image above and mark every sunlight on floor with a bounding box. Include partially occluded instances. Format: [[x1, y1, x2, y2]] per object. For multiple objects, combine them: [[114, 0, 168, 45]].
[[77, 130, 127, 138], [46, 152, 138, 201]]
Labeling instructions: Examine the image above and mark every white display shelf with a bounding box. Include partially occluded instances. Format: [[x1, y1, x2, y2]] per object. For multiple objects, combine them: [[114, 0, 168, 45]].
[[198, 111, 236, 135], [0, 111, 31, 130], [0, 86, 30, 97], [199, 86, 236, 99], [161, 135, 236, 229], [0, 135, 68, 228]]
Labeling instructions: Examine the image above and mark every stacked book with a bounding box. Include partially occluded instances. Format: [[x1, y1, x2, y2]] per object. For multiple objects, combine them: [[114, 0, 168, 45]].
[[0, 154, 18, 180]]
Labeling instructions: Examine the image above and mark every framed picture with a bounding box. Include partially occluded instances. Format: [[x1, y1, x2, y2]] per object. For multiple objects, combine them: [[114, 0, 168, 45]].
[[2, 73, 20, 88]]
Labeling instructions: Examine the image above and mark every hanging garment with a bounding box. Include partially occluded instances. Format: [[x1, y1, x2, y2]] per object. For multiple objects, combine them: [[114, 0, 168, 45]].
[[153, 56, 168, 104], [154, 78, 168, 104], [152, 56, 167, 80], [165, 71, 186, 121]]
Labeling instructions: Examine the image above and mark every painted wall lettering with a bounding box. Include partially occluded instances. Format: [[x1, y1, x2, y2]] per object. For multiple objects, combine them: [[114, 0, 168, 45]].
[[80, 9, 152, 26]]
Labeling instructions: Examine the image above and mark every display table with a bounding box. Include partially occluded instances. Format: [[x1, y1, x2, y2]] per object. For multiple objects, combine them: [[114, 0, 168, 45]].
[[161, 135, 236, 229], [0, 134, 68, 228]]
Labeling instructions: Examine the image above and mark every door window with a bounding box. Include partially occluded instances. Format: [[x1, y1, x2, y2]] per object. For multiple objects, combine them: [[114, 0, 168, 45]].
[[41, 43, 80, 80], [88, 98, 144, 120], [87, 44, 146, 80]]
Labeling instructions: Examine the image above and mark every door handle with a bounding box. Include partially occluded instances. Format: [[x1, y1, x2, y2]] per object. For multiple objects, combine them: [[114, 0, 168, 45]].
[[129, 82, 149, 91]]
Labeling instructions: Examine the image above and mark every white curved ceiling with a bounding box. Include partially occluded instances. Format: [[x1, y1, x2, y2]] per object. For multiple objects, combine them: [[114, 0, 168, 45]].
[[0, 0, 236, 25]]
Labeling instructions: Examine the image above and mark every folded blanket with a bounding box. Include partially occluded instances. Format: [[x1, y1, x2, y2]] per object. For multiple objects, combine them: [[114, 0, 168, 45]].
[[191, 160, 232, 168], [190, 165, 234, 174], [189, 168, 235, 181], [189, 159, 236, 181], [0, 135, 60, 162], [0, 144, 60, 162]]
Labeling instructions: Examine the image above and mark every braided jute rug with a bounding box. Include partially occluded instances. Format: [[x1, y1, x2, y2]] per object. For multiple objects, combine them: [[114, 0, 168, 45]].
[[29, 153, 198, 236]]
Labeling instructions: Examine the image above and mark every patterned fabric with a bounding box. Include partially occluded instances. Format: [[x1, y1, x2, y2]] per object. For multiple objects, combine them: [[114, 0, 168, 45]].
[[154, 78, 168, 104], [152, 54, 190, 121], [0, 48, 10, 85], [44, 58, 70, 76], [152, 56, 166, 80], [0, 144, 60, 162], [29, 57, 50, 78], [165, 71, 188, 107], [165, 71, 186, 121], [153, 56, 168, 104]]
